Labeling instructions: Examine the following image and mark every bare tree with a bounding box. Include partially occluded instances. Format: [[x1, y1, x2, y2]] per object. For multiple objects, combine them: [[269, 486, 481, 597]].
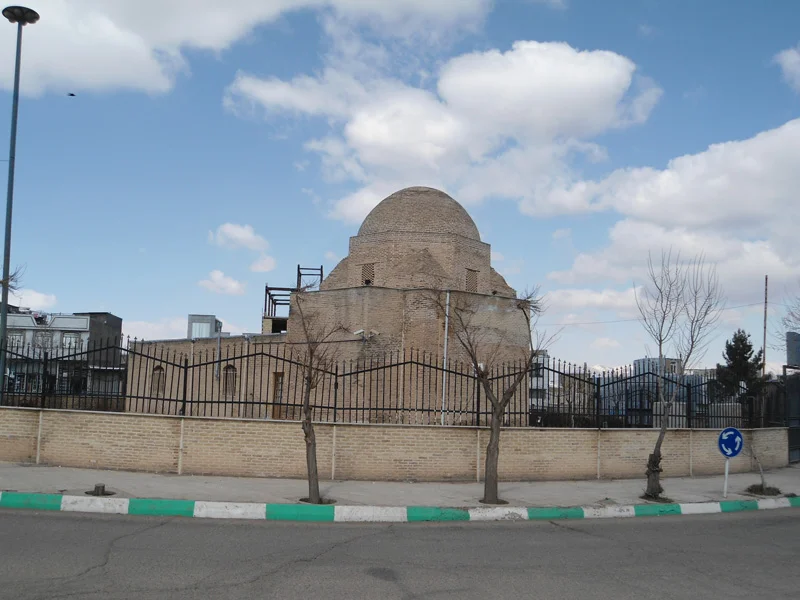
[[781, 284, 800, 338], [1, 265, 24, 295], [291, 289, 344, 505], [635, 251, 724, 499], [435, 287, 555, 504]]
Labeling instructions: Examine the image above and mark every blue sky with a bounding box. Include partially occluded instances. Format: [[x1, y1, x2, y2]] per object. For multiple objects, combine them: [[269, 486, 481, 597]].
[[1, 0, 799, 370]]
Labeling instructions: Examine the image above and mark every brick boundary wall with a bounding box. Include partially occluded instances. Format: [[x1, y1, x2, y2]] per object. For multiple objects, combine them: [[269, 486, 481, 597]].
[[0, 408, 788, 482]]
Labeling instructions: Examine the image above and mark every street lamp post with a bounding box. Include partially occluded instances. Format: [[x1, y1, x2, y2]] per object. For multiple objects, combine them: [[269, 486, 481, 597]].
[[0, 6, 39, 404]]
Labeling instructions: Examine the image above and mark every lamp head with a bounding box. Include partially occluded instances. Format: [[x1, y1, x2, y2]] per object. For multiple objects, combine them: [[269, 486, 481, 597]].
[[3, 6, 39, 25]]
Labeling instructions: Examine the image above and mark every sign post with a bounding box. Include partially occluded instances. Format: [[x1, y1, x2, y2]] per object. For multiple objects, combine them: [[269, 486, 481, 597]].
[[717, 427, 743, 498]]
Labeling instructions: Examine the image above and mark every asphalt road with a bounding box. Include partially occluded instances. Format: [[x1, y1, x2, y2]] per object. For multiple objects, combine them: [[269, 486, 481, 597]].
[[0, 509, 798, 600]]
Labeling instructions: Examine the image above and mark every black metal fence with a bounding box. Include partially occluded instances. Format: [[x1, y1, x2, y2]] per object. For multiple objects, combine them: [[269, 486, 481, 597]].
[[0, 339, 788, 430]]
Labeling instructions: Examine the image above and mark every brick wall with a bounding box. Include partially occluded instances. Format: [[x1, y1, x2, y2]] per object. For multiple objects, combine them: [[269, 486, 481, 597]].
[[487, 429, 599, 480], [0, 408, 789, 482], [181, 418, 332, 479], [0, 408, 38, 462], [38, 411, 180, 472], [333, 424, 476, 481]]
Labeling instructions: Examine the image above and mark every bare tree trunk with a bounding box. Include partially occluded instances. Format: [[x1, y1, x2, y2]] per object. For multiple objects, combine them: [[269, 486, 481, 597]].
[[645, 400, 670, 499], [752, 446, 767, 492], [482, 407, 503, 504], [302, 375, 321, 504]]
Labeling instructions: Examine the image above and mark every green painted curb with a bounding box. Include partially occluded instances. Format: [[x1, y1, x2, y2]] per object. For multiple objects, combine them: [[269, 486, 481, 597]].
[[720, 500, 758, 512], [0, 492, 62, 511], [527, 507, 584, 520], [1, 492, 798, 522], [634, 504, 682, 517], [407, 507, 470, 522], [266, 503, 335, 522], [128, 498, 195, 518]]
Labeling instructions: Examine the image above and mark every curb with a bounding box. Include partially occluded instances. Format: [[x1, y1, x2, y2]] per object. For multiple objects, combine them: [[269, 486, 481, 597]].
[[2, 492, 799, 522]]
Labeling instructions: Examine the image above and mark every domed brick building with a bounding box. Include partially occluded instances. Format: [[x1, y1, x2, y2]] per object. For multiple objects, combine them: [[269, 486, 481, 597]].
[[283, 186, 529, 363], [129, 187, 531, 423]]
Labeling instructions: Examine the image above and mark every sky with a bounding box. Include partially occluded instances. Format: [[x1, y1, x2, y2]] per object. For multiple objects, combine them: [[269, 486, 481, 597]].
[[1, 0, 799, 371]]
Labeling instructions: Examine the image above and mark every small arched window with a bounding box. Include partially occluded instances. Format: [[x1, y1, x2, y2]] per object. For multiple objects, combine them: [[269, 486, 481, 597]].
[[223, 365, 237, 398], [151, 366, 165, 398]]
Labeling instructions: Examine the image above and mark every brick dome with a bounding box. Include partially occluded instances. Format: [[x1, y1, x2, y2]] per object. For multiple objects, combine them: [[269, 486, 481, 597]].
[[357, 187, 481, 241]]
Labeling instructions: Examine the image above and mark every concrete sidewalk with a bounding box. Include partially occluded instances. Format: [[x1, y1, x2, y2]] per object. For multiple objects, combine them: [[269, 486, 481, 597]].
[[1, 462, 798, 507]]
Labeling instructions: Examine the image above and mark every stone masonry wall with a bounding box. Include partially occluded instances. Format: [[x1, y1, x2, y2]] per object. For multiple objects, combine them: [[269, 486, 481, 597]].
[[0, 408, 788, 482]]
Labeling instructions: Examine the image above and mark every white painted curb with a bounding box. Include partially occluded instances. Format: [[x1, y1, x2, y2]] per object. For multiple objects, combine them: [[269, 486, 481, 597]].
[[194, 501, 267, 520], [61, 496, 130, 515], [334, 506, 408, 522]]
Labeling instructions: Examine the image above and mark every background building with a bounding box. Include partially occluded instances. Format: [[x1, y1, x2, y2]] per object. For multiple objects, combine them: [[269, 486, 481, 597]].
[[187, 314, 228, 339], [3, 311, 123, 401]]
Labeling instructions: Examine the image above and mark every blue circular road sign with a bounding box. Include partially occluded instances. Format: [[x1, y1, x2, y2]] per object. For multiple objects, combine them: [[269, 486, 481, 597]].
[[718, 427, 743, 458]]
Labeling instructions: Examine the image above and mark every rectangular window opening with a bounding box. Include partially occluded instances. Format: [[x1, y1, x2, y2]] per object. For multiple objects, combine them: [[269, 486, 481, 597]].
[[361, 263, 375, 286], [466, 269, 478, 293]]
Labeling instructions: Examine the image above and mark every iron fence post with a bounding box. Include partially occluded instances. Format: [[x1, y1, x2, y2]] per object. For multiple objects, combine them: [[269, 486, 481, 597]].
[[595, 378, 601, 429], [748, 395, 754, 428], [686, 384, 692, 429], [476, 379, 481, 428], [181, 357, 188, 416], [333, 364, 339, 423], [41, 350, 48, 409]]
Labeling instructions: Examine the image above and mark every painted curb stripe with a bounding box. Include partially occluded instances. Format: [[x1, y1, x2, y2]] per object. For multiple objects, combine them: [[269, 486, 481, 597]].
[[757, 498, 791, 510], [634, 503, 681, 517], [1, 492, 799, 522], [582, 506, 636, 519], [720, 500, 758, 512], [407, 507, 470, 522], [128, 498, 196, 517], [61, 496, 129, 515], [266, 504, 335, 522], [527, 507, 584, 520], [334, 506, 407, 522], [679, 502, 721, 515], [468, 507, 528, 521], [194, 501, 266, 520], [0, 492, 62, 511]]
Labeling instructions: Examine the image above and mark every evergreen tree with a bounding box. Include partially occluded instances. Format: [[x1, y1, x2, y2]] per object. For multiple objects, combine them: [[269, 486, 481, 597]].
[[716, 329, 764, 398]]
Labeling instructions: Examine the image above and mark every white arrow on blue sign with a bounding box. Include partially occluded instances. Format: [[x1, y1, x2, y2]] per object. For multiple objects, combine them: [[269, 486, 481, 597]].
[[718, 427, 743, 458]]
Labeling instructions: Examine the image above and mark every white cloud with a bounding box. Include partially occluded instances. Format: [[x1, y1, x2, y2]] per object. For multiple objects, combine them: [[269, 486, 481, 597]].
[[209, 223, 268, 251], [774, 44, 800, 94], [123, 317, 186, 341], [226, 39, 662, 223], [544, 119, 800, 303], [250, 254, 277, 273], [637, 24, 653, 38], [198, 270, 246, 295], [548, 288, 638, 312], [491, 250, 505, 262], [11, 289, 57, 311], [1, 0, 492, 95], [324, 251, 340, 262], [551, 228, 571, 240], [592, 337, 621, 349], [219, 318, 246, 335]]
